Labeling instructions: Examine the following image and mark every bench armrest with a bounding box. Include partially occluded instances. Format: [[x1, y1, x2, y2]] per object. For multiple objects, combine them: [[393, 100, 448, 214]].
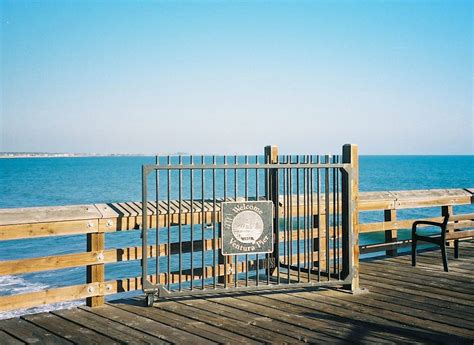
[[412, 220, 446, 236], [412, 220, 444, 228]]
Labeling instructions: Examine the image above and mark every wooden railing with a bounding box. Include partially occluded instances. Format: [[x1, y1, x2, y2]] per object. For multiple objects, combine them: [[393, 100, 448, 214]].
[[358, 188, 474, 255], [0, 187, 472, 312]]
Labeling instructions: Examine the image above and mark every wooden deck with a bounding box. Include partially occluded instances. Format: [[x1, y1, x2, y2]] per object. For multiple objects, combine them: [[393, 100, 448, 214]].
[[0, 242, 472, 344]]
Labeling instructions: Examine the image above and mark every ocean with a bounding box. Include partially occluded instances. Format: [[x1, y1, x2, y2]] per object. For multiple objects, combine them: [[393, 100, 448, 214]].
[[0, 155, 473, 319]]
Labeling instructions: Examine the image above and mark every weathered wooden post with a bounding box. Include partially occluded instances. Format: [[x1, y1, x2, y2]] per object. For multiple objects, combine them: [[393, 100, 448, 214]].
[[265, 145, 279, 274], [86, 226, 105, 307], [342, 144, 360, 292]]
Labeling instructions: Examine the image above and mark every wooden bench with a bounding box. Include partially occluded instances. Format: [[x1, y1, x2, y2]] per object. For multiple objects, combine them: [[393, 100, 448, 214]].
[[412, 213, 474, 272]]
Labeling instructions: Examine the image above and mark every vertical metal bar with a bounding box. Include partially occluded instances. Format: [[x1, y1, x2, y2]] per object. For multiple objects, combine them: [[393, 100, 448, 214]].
[[303, 156, 307, 274], [265, 153, 270, 286], [155, 156, 160, 281], [282, 157, 287, 271], [296, 155, 301, 282], [332, 156, 337, 276], [275, 166, 280, 285], [167, 156, 171, 290], [213, 155, 217, 289], [223, 155, 228, 288], [310, 155, 314, 280], [288, 155, 292, 283], [234, 155, 238, 287], [142, 166, 148, 286], [190, 155, 194, 290], [201, 155, 205, 289], [178, 155, 182, 291], [317, 155, 321, 282], [336, 156, 341, 280], [325, 154, 331, 281], [245, 155, 249, 287], [306, 155, 311, 282], [255, 154, 259, 286], [286, 155, 290, 284]]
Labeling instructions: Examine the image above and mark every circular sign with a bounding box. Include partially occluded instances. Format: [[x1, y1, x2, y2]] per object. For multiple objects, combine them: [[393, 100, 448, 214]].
[[231, 210, 264, 244]]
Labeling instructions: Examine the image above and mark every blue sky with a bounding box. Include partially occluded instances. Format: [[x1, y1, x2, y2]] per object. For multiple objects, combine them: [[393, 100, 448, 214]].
[[1, 0, 472, 155]]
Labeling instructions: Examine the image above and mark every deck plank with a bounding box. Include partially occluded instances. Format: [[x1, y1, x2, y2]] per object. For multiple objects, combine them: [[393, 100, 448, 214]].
[[111, 300, 258, 345], [360, 271, 474, 307], [80, 304, 215, 344], [267, 291, 473, 344], [368, 257, 474, 284], [180, 295, 349, 344], [360, 272, 474, 311], [360, 288, 474, 329], [361, 262, 474, 296], [22, 312, 119, 345], [0, 317, 71, 345], [315, 290, 474, 337], [211, 293, 398, 344], [52, 307, 168, 345], [0, 330, 24, 345], [248, 292, 440, 344], [153, 297, 301, 344], [360, 279, 474, 318]]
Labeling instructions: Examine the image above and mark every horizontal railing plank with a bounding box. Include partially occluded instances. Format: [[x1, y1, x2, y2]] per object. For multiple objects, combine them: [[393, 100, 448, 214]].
[[0, 205, 103, 226], [0, 283, 105, 312], [0, 188, 472, 240], [0, 251, 105, 275], [0, 219, 100, 241], [359, 217, 442, 233], [359, 217, 474, 234], [0, 231, 338, 275]]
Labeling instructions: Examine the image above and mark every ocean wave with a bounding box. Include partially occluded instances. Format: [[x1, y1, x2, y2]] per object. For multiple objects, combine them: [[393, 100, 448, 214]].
[[0, 275, 84, 320], [0, 275, 48, 294], [0, 300, 84, 320]]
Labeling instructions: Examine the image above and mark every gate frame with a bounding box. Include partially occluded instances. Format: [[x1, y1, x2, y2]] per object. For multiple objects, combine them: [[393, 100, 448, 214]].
[[141, 144, 359, 303]]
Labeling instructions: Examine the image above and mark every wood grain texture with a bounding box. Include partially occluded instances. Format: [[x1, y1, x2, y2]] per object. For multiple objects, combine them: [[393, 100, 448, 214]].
[[0, 205, 102, 226], [0, 283, 102, 312], [0, 317, 72, 344], [86, 232, 105, 307], [23, 312, 119, 344]]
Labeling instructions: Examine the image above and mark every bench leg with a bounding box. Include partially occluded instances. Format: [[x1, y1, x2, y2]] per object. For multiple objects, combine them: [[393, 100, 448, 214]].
[[441, 241, 449, 272], [454, 240, 459, 259], [411, 238, 417, 267]]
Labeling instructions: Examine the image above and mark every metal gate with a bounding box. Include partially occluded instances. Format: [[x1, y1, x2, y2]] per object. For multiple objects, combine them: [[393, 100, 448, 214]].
[[141, 153, 354, 305]]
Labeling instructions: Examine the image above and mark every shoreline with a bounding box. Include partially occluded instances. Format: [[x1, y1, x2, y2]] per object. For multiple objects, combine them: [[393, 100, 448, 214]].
[[0, 153, 150, 159]]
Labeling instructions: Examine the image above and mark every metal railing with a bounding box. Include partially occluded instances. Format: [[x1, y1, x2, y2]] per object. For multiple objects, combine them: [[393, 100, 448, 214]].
[[141, 152, 355, 303]]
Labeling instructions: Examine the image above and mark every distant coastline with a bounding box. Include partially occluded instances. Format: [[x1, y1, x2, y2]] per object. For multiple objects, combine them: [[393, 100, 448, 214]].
[[0, 153, 149, 159], [0, 152, 191, 159]]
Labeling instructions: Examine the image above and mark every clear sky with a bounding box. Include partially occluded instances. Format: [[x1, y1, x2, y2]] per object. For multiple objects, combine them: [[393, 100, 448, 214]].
[[1, 0, 472, 155]]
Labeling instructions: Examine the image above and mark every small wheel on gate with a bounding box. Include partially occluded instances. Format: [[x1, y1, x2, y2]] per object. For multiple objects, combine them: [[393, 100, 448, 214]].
[[145, 293, 155, 307]]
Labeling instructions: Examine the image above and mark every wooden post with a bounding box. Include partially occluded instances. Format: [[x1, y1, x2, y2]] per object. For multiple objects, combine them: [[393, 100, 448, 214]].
[[86, 226, 104, 307], [265, 145, 279, 273], [384, 209, 397, 257], [342, 144, 359, 292], [442, 205, 454, 247], [264, 145, 279, 165], [217, 254, 233, 284]]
